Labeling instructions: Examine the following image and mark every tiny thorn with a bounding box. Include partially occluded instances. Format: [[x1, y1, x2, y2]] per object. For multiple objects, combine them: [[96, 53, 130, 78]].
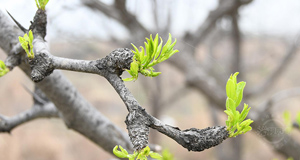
[[6, 10, 28, 33]]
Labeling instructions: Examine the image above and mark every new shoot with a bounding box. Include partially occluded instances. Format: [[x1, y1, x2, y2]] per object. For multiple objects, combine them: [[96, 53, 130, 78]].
[[19, 30, 34, 59], [124, 33, 179, 81], [113, 145, 162, 160], [225, 72, 253, 137], [0, 60, 9, 77]]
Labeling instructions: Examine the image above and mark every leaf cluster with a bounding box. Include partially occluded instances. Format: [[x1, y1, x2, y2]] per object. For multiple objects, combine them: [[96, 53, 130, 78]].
[[225, 72, 253, 137], [113, 145, 162, 160], [0, 60, 9, 77], [19, 30, 34, 59], [35, 0, 49, 10], [124, 33, 179, 81]]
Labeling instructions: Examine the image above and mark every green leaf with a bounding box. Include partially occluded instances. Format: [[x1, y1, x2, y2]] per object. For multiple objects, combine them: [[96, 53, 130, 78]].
[[150, 72, 161, 77], [123, 77, 136, 82], [225, 72, 253, 137], [128, 34, 178, 81], [119, 145, 129, 155], [142, 146, 150, 156], [239, 119, 253, 127], [141, 69, 151, 77], [131, 43, 141, 61], [28, 30, 34, 44], [226, 79, 236, 99], [235, 81, 246, 106], [149, 152, 162, 159], [0, 60, 5, 69], [239, 103, 250, 123], [35, 0, 40, 8], [154, 38, 163, 60], [296, 112, 300, 127], [140, 46, 145, 63], [161, 34, 172, 57], [113, 145, 128, 158], [232, 72, 239, 85], [226, 98, 236, 113], [160, 149, 174, 160], [283, 110, 292, 133]]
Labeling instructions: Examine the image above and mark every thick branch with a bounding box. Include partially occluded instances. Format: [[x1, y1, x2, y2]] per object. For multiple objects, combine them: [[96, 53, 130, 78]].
[[104, 73, 229, 151], [0, 10, 133, 155]]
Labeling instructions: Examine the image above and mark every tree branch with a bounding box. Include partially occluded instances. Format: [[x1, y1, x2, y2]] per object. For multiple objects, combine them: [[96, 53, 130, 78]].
[[0, 103, 59, 133], [0, 9, 133, 155], [82, 0, 148, 39], [169, 47, 300, 158], [230, 9, 241, 74], [104, 73, 229, 151], [185, 0, 253, 46], [0, 8, 230, 154], [246, 35, 300, 97]]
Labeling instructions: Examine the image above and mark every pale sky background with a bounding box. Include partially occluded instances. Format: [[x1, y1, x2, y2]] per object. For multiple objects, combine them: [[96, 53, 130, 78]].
[[0, 0, 300, 41]]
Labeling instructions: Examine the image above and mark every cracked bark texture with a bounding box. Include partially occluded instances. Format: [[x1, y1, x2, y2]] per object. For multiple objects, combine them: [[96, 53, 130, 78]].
[[0, 10, 133, 155]]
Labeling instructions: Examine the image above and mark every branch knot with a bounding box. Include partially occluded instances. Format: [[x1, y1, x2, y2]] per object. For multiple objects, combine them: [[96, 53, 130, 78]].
[[96, 48, 133, 76], [125, 106, 150, 151], [29, 52, 54, 82]]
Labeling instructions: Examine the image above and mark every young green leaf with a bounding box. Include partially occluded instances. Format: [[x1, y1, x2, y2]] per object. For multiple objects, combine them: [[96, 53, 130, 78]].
[[283, 110, 292, 133], [224, 72, 253, 137], [296, 112, 300, 127], [113, 145, 128, 158], [159, 149, 174, 160], [19, 30, 35, 59], [235, 81, 246, 106], [0, 60, 9, 77], [149, 152, 163, 159], [239, 103, 251, 123], [226, 79, 236, 99], [119, 145, 129, 155], [124, 33, 178, 81]]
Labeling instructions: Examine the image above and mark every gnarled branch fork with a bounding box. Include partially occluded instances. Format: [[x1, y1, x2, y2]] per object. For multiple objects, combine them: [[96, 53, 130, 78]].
[[0, 7, 229, 155]]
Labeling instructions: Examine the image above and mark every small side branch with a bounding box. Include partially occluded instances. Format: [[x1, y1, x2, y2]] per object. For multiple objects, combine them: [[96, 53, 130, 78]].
[[0, 103, 59, 133], [186, 0, 253, 46]]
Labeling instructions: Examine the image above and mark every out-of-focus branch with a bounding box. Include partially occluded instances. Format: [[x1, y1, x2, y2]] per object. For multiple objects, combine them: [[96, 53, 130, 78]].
[[292, 122, 299, 130], [0, 103, 59, 133], [230, 10, 241, 74], [169, 49, 300, 158], [256, 87, 300, 113], [82, 0, 148, 38], [246, 35, 300, 97], [185, 0, 253, 46], [0, 86, 59, 133]]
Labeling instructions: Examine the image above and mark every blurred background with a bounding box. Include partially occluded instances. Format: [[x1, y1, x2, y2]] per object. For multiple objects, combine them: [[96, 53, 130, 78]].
[[1, 0, 300, 159]]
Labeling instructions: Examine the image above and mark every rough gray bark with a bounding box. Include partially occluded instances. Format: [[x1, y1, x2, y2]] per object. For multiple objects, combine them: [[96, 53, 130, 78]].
[[0, 10, 133, 155]]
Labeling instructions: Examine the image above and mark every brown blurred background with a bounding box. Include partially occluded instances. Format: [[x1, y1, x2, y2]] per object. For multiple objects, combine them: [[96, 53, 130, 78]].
[[1, 0, 300, 160]]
